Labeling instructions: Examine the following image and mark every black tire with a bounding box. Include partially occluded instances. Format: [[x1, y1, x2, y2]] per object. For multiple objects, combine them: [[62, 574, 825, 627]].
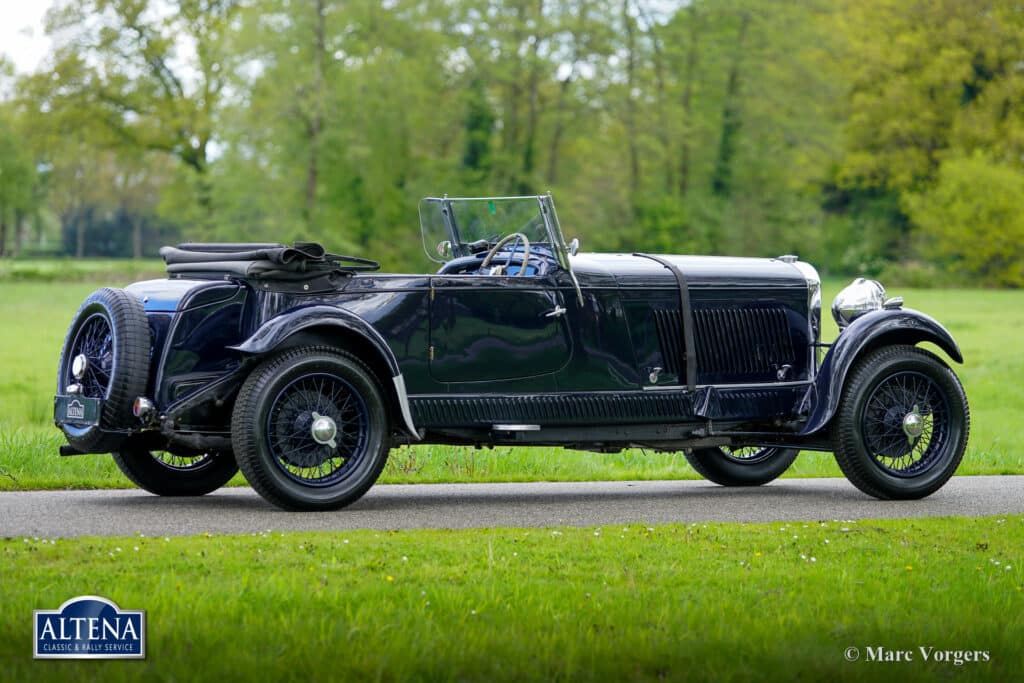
[[112, 442, 239, 496], [56, 288, 150, 453], [685, 446, 798, 486], [831, 345, 969, 500], [232, 346, 390, 511]]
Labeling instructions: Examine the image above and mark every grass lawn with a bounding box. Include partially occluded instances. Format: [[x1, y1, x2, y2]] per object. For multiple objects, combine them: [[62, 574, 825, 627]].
[[1, 275, 1022, 490], [1, 517, 1021, 681], [0, 257, 165, 283]]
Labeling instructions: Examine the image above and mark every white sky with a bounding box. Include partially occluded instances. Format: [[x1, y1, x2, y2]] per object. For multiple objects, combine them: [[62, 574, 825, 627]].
[[0, 0, 55, 73]]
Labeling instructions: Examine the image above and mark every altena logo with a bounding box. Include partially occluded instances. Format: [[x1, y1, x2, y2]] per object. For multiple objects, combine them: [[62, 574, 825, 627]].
[[34, 596, 146, 659]]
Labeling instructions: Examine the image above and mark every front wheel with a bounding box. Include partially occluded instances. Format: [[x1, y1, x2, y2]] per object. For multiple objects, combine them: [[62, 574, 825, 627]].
[[232, 346, 390, 511], [684, 446, 798, 486], [831, 345, 969, 500]]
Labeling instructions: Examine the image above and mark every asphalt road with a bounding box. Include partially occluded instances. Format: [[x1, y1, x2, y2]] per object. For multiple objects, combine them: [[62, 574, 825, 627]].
[[2, 476, 1023, 538]]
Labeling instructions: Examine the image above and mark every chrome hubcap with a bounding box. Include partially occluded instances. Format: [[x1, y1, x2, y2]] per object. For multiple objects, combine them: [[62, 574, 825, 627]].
[[310, 412, 337, 449], [902, 405, 924, 444], [71, 354, 89, 380]]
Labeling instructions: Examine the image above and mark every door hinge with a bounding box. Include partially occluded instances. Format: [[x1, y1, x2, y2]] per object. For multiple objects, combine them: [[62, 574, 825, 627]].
[[430, 286, 435, 302], [428, 345, 435, 361]]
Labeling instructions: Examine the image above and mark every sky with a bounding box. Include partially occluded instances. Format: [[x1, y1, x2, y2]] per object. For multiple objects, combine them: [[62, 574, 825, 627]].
[[1, 0, 55, 73]]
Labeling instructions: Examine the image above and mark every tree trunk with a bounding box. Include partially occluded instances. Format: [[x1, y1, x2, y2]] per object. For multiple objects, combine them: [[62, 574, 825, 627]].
[[546, 5, 587, 185], [76, 211, 86, 258], [305, 0, 326, 229], [501, 1, 529, 193], [623, 0, 640, 197], [13, 208, 25, 257], [132, 214, 143, 259], [638, 2, 672, 193], [711, 12, 750, 198], [182, 141, 214, 234], [0, 207, 8, 258], [678, 3, 699, 198], [545, 75, 571, 186], [520, 3, 544, 193], [520, 0, 544, 192]]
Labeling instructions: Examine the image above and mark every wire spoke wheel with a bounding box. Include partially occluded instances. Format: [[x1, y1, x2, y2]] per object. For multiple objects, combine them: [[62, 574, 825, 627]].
[[67, 313, 114, 398], [150, 451, 215, 472], [832, 345, 969, 500], [720, 446, 776, 465], [685, 446, 798, 486], [112, 441, 238, 497], [233, 347, 391, 511], [57, 288, 151, 454], [265, 372, 370, 487], [861, 370, 949, 478]]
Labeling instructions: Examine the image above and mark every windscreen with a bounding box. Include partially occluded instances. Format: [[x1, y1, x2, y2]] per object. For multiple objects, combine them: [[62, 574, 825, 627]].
[[419, 196, 551, 262]]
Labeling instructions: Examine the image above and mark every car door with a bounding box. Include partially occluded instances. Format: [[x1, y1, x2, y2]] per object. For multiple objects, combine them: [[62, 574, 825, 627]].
[[428, 274, 572, 384]]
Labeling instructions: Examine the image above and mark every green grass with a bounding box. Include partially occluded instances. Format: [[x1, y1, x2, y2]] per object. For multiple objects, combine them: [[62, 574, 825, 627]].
[[1, 517, 1021, 681], [0, 258, 165, 283], [1, 276, 1022, 490]]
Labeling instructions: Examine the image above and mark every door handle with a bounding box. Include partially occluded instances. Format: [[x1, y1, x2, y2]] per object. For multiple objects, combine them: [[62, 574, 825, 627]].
[[544, 305, 566, 318]]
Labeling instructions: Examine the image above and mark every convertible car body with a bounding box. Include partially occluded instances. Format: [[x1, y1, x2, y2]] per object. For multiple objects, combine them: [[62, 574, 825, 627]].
[[54, 195, 969, 510]]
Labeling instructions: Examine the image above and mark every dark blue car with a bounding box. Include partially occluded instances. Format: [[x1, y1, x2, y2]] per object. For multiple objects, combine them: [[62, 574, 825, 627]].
[[54, 195, 969, 510]]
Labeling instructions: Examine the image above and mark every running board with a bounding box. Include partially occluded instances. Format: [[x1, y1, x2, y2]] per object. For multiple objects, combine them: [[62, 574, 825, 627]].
[[492, 424, 541, 432]]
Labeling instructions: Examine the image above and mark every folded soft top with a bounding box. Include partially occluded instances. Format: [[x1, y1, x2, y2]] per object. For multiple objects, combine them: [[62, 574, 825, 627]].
[[159, 242, 380, 280]]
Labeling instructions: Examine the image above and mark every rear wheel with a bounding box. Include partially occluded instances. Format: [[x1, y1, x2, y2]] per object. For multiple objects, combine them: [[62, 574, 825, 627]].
[[684, 446, 798, 486], [112, 442, 239, 496], [832, 345, 968, 499], [232, 347, 390, 511]]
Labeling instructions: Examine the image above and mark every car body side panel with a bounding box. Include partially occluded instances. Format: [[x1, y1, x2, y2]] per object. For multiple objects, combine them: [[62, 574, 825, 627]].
[[156, 286, 247, 408], [617, 288, 811, 388], [141, 251, 821, 437], [428, 274, 572, 384], [553, 284, 639, 391]]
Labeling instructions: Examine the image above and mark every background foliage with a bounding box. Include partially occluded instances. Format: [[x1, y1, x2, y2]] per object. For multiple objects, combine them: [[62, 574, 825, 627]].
[[1, 0, 1022, 283]]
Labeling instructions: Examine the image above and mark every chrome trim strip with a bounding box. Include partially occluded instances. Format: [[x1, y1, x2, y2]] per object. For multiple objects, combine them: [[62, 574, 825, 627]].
[[787, 259, 822, 377], [642, 380, 812, 392], [392, 375, 423, 440], [492, 424, 541, 431]]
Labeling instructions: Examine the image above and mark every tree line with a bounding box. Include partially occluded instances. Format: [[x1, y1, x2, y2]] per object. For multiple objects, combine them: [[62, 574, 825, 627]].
[[0, 0, 1022, 285]]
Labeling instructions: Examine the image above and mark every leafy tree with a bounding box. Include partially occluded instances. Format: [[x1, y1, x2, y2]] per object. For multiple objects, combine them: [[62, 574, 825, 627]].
[[0, 127, 35, 256], [0, 0, 1017, 285], [904, 155, 1024, 287], [36, 0, 241, 226], [0, 63, 39, 259]]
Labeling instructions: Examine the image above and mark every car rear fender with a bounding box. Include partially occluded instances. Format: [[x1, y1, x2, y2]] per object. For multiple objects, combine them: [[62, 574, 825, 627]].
[[798, 308, 962, 435], [229, 305, 420, 439]]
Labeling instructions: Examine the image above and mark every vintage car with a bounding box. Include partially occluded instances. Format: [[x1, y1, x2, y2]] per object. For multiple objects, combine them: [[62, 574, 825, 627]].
[[54, 195, 969, 510]]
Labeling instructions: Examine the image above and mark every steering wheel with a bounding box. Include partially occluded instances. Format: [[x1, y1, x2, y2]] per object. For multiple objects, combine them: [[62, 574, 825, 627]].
[[479, 232, 531, 276]]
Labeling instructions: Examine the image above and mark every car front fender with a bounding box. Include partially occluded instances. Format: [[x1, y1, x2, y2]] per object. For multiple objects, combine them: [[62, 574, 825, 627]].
[[798, 308, 962, 435], [229, 305, 419, 439]]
